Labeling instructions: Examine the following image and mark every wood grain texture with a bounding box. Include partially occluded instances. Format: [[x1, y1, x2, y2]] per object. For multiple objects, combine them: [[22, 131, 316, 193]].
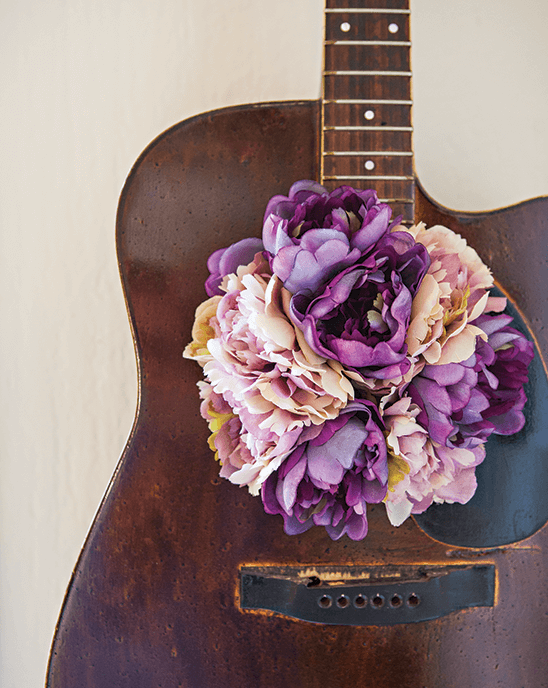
[[47, 101, 548, 688]]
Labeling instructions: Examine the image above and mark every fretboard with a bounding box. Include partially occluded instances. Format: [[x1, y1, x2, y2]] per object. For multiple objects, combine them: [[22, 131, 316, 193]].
[[321, 0, 414, 223]]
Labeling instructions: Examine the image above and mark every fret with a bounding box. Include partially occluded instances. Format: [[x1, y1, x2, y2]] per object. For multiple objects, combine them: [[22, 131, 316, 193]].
[[323, 99, 412, 104], [321, 0, 413, 223], [326, 8, 410, 13], [323, 151, 413, 155], [324, 126, 413, 131], [324, 71, 411, 77], [324, 175, 413, 181], [325, 40, 412, 46], [326, 0, 408, 8]]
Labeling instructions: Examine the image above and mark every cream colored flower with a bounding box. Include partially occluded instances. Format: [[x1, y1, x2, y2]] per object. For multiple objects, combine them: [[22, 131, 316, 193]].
[[183, 296, 222, 366], [382, 396, 485, 526], [403, 223, 505, 366], [186, 253, 355, 494]]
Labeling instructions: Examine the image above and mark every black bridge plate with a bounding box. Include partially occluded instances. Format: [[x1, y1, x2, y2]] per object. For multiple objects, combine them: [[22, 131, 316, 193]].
[[239, 564, 495, 626]]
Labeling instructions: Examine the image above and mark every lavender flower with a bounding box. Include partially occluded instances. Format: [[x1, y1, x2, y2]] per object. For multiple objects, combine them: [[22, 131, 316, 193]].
[[205, 237, 264, 296], [474, 313, 534, 435], [407, 344, 494, 450], [290, 230, 430, 384], [407, 314, 533, 449], [261, 400, 388, 541], [262, 180, 396, 295]]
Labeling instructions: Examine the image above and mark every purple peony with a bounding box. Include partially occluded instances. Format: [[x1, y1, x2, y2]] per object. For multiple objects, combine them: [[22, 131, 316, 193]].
[[262, 180, 397, 295], [290, 230, 430, 384], [407, 313, 533, 449], [205, 237, 264, 296], [407, 348, 493, 450], [474, 313, 534, 435], [261, 399, 388, 541]]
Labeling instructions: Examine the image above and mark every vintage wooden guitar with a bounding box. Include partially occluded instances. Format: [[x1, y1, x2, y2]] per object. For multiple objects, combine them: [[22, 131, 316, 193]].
[[47, 1, 548, 686]]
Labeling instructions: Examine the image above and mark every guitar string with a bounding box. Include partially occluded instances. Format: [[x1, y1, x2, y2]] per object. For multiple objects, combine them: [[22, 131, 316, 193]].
[[322, 2, 414, 222]]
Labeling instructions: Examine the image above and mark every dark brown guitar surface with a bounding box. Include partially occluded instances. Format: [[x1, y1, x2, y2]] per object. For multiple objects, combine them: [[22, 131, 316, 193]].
[[47, 102, 548, 687]]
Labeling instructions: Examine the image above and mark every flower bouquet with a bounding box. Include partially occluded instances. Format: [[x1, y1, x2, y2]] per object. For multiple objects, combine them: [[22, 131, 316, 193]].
[[184, 180, 534, 541]]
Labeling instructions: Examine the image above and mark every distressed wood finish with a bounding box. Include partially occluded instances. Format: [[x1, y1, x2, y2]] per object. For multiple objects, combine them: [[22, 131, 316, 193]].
[[47, 100, 548, 687]]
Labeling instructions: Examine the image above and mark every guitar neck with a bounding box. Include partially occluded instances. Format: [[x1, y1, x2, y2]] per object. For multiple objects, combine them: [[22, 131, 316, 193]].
[[321, 0, 414, 223]]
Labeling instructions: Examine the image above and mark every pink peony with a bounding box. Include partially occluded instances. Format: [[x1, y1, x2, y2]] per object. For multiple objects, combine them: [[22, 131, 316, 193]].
[[382, 397, 485, 526], [198, 382, 309, 486], [403, 223, 506, 366], [184, 253, 354, 494]]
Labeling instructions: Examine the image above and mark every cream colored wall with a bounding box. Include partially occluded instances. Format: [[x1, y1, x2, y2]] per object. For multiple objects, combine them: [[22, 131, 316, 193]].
[[1, 1, 546, 686]]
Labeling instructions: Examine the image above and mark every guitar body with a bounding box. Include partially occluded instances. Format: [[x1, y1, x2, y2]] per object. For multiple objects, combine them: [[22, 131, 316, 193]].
[[47, 102, 548, 687]]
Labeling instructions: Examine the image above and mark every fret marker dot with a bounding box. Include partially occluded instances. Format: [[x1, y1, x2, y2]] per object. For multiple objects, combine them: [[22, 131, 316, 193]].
[[388, 23, 399, 33], [365, 160, 375, 171], [364, 110, 375, 120], [340, 22, 351, 32]]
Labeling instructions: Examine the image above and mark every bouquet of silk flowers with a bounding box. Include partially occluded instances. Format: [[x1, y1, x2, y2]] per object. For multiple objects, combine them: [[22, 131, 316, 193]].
[[184, 180, 534, 541]]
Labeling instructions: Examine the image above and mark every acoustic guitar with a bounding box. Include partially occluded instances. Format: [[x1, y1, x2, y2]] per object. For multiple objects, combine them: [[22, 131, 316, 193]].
[[47, 1, 548, 686]]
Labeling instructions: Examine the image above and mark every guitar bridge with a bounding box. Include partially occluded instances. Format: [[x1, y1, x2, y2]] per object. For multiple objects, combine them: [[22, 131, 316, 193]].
[[239, 564, 495, 626]]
